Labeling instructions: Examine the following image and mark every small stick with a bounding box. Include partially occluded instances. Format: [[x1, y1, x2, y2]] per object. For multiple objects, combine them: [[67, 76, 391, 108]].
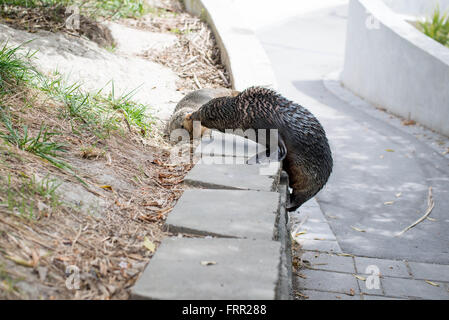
[[217, 70, 229, 85], [396, 187, 434, 236], [193, 73, 202, 89]]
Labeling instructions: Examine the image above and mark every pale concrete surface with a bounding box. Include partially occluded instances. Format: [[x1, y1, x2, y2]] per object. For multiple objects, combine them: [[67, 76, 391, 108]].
[[106, 21, 177, 55], [301, 251, 355, 273], [341, 0, 449, 136], [166, 189, 279, 240], [131, 237, 281, 300], [354, 256, 410, 278]]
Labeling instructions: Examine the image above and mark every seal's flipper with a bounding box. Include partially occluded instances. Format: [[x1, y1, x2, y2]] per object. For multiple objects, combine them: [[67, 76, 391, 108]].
[[278, 136, 287, 161], [286, 191, 308, 212]]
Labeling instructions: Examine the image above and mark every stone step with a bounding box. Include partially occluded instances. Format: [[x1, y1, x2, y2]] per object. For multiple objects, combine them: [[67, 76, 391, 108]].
[[131, 237, 281, 300], [184, 162, 280, 191], [166, 189, 280, 240]]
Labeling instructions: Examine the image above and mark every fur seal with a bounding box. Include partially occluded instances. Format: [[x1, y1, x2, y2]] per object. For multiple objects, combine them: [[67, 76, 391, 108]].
[[189, 86, 333, 211]]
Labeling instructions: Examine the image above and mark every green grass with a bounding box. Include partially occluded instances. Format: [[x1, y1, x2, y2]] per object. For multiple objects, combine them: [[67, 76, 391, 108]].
[[0, 41, 38, 93], [418, 6, 449, 48], [0, 172, 61, 219], [0, 108, 72, 172], [1, 0, 149, 20], [0, 41, 154, 186], [39, 76, 154, 138]]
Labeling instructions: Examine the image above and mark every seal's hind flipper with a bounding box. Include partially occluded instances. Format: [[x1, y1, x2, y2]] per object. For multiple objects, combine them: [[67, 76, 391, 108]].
[[286, 191, 308, 212], [278, 136, 287, 161]]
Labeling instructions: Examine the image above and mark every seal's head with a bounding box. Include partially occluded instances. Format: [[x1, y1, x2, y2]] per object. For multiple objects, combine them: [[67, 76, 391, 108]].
[[190, 96, 238, 132]]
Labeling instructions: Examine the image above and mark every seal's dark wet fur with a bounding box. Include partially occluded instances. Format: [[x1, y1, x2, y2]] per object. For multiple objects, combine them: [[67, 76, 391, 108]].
[[190, 86, 333, 211]]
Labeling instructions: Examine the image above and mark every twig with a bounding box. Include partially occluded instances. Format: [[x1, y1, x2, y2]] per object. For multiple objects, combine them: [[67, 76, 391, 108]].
[[192, 72, 202, 89], [396, 187, 434, 236]]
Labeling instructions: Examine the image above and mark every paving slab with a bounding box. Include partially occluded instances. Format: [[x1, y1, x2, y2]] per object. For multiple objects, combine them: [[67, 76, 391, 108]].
[[296, 239, 342, 253], [293, 221, 337, 241], [354, 257, 410, 278], [382, 277, 449, 300], [299, 200, 328, 224], [408, 261, 449, 282], [363, 295, 404, 300], [131, 237, 281, 300], [300, 251, 355, 273], [300, 289, 361, 300], [297, 269, 360, 295], [166, 189, 279, 240], [357, 278, 383, 296], [184, 162, 280, 191]]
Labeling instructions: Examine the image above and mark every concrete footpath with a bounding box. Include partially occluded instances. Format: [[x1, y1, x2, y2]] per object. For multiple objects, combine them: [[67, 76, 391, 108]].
[[247, 0, 449, 299]]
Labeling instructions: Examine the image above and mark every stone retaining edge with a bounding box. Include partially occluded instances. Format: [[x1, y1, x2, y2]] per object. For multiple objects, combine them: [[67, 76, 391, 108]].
[[183, 0, 278, 91], [184, 0, 291, 299]]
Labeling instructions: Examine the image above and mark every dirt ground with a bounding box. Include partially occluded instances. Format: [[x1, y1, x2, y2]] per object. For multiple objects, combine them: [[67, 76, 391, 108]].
[[0, 0, 229, 299]]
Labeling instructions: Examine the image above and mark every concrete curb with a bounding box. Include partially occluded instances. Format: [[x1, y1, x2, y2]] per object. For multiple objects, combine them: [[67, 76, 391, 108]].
[[184, 0, 278, 91], [323, 70, 449, 159], [130, 1, 292, 300]]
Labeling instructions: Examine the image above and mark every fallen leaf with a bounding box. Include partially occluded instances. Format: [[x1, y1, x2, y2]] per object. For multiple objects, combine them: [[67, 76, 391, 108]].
[[384, 201, 394, 205], [425, 280, 440, 287], [295, 292, 309, 299], [295, 231, 307, 237], [354, 275, 366, 281], [402, 119, 416, 126], [100, 185, 113, 191], [5, 255, 34, 267], [349, 288, 355, 296], [143, 237, 156, 253], [200, 261, 216, 266], [337, 253, 354, 257], [385, 149, 395, 152], [351, 226, 366, 232]]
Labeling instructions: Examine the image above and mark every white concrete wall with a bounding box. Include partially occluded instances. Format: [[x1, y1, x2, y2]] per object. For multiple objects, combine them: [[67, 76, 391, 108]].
[[341, 0, 449, 136], [382, 0, 449, 17]]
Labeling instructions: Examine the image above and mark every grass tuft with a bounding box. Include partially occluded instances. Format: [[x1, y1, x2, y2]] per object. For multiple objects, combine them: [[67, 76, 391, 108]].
[[0, 41, 38, 93], [418, 6, 449, 48], [0, 107, 72, 172]]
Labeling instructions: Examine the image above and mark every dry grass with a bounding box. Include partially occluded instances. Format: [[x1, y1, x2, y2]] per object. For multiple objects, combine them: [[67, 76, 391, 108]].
[[0, 0, 227, 300], [0, 86, 191, 300], [126, 0, 231, 91]]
